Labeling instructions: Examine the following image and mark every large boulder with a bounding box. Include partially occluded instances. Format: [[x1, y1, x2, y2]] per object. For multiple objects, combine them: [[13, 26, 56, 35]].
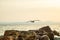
[[29, 29, 50, 40], [19, 31, 36, 40], [4, 30, 20, 40], [4, 30, 20, 36], [39, 26, 54, 40]]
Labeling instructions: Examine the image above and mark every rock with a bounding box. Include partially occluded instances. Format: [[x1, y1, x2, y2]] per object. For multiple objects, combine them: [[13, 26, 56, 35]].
[[39, 26, 54, 40], [0, 36, 4, 40], [41, 35, 50, 40], [3, 36, 14, 40], [19, 31, 36, 40], [4, 30, 20, 40], [53, 30, 60, 36], [3, 26, 60, 40], [4, 30, 20, 36]]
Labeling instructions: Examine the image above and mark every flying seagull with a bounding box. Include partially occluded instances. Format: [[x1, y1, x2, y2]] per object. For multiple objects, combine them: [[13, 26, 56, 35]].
[[27, 20, 40, 23]]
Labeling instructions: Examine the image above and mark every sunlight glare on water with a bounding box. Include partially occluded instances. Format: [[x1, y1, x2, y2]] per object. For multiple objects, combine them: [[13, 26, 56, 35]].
[[0, 24, 60, 36]]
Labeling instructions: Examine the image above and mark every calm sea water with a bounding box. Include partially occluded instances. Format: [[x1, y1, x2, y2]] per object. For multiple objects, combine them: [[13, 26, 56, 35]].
[[0, 23, 60, 36]]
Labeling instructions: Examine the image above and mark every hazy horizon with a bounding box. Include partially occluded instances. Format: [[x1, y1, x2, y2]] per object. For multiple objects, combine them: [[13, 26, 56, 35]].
[[0, 0, 60, 22]]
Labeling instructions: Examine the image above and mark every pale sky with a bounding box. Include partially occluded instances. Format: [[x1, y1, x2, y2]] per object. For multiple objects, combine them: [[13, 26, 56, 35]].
[[0, 0, 60, 22]]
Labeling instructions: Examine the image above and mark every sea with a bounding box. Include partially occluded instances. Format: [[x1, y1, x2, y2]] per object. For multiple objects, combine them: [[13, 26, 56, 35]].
[[0, 22, 60, 40]]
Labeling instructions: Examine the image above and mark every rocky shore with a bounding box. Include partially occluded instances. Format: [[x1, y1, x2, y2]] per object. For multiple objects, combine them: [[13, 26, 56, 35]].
[[0, 26, 60, 40]]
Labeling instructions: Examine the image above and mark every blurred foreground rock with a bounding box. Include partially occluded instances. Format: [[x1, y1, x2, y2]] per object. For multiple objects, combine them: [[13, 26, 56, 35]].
[[0, 26, 60, 40]]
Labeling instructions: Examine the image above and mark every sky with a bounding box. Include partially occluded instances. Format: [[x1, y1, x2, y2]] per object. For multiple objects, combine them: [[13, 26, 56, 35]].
[[0, 0, 60, 22]]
